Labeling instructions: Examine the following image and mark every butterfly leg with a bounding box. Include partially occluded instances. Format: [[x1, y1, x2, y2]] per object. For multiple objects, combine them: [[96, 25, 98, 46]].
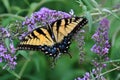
[[67, 52, 72, 58], [51, 54, 58, 68], [51, 57, 56, 68]]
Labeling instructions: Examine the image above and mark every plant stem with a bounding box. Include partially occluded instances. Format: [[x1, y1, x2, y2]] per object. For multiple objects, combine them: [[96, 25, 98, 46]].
[[100, 66, 120, 76], [91, 8, 120, 16], [0, 14, 25, 20], [15, 59, 30, 80], [102, 59, 120, 64], [7, 70, 20, 79]]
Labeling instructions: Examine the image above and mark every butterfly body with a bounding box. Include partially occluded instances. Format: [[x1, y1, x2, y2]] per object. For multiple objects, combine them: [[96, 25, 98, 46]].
[[18, 17, 88, 58]]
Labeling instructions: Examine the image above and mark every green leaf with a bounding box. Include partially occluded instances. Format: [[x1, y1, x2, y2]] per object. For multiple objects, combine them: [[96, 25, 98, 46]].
[[0, 63, 20, 79], [28, 2, 38, 16], [17, 59, 30, 79], [1, 0, 11, 13], [82, 5, 87, 12], [11, 6, 28, 15], [17, 51, 29, 60], [112, 27, 120, 46], [33, 57, 40, 72], [7, 69, 20, 79], [5, 38, 10, 50], [82, 5, 93, 32], [82, 0, 94, 10], [102, 8, 120, 20], [85, 11, 92, 32], [91, 0, 100, 8], [91, 0, 102, 14]]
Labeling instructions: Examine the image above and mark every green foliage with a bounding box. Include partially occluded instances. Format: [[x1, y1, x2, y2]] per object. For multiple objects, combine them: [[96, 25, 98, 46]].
[[0, 0, 120, 80]]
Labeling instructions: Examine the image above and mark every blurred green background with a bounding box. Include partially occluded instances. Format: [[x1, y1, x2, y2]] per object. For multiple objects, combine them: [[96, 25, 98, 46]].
[[0, 0, 120, 80]]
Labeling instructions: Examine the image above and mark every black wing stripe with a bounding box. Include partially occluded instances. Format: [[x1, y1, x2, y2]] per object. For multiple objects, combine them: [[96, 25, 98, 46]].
[[56, 19, 62, 32], [47, 25, 56, 42], [35, 28, 46, 35], [69, 18, 72, 23], [56, 20, 62, 40], [27, 35, 32, 39], [74, 17, 80, 22], [31, 32, 38, 38], [64, 19, 68, 27], [72, 17, 88, 33], [35, 28, 53, 42]]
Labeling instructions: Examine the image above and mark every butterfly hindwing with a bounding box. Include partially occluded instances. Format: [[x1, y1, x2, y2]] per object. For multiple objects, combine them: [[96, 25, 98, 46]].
[[18, 27, 55, 50]]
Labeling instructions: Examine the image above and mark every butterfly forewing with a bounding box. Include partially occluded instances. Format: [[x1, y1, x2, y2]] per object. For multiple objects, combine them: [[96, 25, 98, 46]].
[[51, 17, 87, 43]]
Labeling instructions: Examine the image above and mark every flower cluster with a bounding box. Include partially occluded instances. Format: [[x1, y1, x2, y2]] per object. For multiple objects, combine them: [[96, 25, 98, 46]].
[[74, 30, 85, 63], [91, 18, 110, 55], [91, 18, 110, 79], [0, 27, 10, 37], [75, 69, 106, 80], [22, 7, 72, 31], [75, 18, 110, 80], [75, 72, 90, 80], [0, 27, 17, 69], [91, 18, 110, 69]]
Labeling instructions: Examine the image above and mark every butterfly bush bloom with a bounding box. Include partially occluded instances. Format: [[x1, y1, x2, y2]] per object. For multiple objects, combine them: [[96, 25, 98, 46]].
[[91, 18, 110, 79], [91, 18, 110, 55], [0, 28, 10, 37], [0, 27, 17, 69], [75, 18, 110, 80], [75, 72, 90, 80], [75, 69, 106, 80], [0, 43, 17, 69], [23, 7, 72, 31], [19, 32, 28, 40], [74, 30, 86, 63]]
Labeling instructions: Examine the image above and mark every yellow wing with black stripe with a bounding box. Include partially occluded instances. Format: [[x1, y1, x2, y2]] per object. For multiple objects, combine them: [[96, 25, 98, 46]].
[[51, 17, 87, 43], [18, 17, 88, 57]]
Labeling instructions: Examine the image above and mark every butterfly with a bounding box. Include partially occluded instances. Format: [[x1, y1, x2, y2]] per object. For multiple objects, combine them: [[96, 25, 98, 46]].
[[18, 17, 88, 59]]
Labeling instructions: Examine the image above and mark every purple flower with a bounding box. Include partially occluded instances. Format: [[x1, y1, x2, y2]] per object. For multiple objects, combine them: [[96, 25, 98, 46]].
[[75, 72, 90, 80], [22, 17, 35, 31], [84, 72, 90, 78], [91, 44, 101, 54], [0, 27, 10, 37], [75, 69, 107, 80], [0, 44, 7, 53], [22, 7, 72, 31], [89, 18, 110, 80], [91, 18, 110, 55], [0, 58, 2, 62], [0, 43, 17, 69], [102, 64, 107, 68], [10, 43, 16, 53], [105, 41, 110, 48], [19, 32, 27, 40], [92, 60, 99, 67], [99, 18, 110, 30], [92, 31, 100, 42], [74, 29, 86, 63], [101, 47, 109, 55], [104, 56, 109, 61]]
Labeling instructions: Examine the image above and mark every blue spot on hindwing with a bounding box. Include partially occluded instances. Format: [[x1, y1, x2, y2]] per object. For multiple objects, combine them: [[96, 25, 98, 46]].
[[39, 36, 71, 56]]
